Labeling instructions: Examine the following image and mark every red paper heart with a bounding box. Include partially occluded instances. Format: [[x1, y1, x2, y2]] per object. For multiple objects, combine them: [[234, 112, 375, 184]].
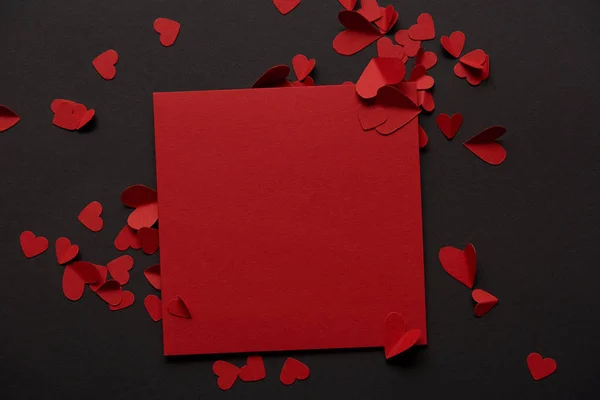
[[62, 261, 101, 301], [358, 101, 386, 130], [417, 90, 435, 112], [77, 109, 95, 129], [55, 237, 79, 265], [52, 102, 79, 131], [292, 54, 316, 82], [356, 57, 406, 99], [527, 353, 557, 381], [463, 126, 506, 165], [338, 0, 357, 10], [409, 65, 434, 90], [153, 18, 180, 47], [384, 312, 422, 359], [239, 356, 266, 382], [357, 0, 381, 22], [144, 294, 162, 322], [272, 0, 301, 15], [454, 50, 490, 86], [472, 289, 498, 317], [92, 49, 118, 80], [20, 231, 48, 258], [121, 185, 159, 229], [441, 31, 466, 58], [436, 113, 463, 139], [415, 48, 438, 70], [167, 296, 191, 318], [252, 65, 293, 88], [96, 280, 122, 306], [78, 201, 103, 232], [394, 30, 421, 57], [374, 5, 398, 34], [0, 105, 20, 132], [460, 49, 487, 69], [107, 255, 134, 285], [438, 244, 476, 288], [409, 13, 435, 41], [88, 264, 108, 292], [418, 125, 428, 148], [138, 227, 159, 255], [291, 76, 315, 86], [213, 360, 240, 390], [280, 358, 310, 385], [377, 37, 404, 59], [110, 290, 135, 311], [333, 10, 382, 56], [144, 264, 161, 290], [114, 224, 142, 251], [375, 86, 421, 135]]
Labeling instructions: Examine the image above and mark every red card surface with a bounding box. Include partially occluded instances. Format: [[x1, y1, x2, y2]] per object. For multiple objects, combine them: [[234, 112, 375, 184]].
[[153, 84, 426, 355]]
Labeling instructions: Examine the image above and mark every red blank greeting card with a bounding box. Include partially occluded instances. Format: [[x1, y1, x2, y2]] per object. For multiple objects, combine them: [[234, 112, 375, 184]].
[[153, 84, 426, 356]]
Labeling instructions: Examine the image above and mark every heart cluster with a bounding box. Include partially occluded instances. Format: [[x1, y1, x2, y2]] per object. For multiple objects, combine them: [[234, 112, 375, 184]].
[[51, 99, 95, 131], [213, 356, 309, 390]]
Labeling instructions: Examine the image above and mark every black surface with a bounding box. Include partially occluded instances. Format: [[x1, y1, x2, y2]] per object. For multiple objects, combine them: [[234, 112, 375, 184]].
[[1, 0, 599, 399]]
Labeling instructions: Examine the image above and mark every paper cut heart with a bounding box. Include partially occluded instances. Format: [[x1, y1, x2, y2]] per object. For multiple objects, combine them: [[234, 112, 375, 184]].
[[292, 54, 316, 82], [356, 57, 406, 99], [77, 109, 95, 129], [436, 113, 463, 139], [239, 356, 266, 382], [78, 201, 103, 232], [375, 86, 421, 135], [52, 102, 80, 131], [472, 289, 498, 317], [138, 227, 159, 255], [333, 10, 382, 56], [394, 30, 421, 57], [377, 37, 404, 59], [144, 294, 162, 322], [417, 90, 435, 112], [292, 76, 315, 86], [409, 65, 434, 90], [92, 49, 118, 80], [88, 264, 108, 292], [121, 185, 158, 229], [154, 18, 180, 47], [110, 290, 135, 311], [96, 280, 122, 306], [252, 65, 293, 88], [338, 0, 357, 10], [144, 264, 161, 290], [527, 353, 557, 381], [384, 312, 422, 359], [0, 105, 20, 132], [357, 0, 381, 22], [62, 261, 101, 301], [358, 101, 386, 130], [20, 231, 48, 258], [438, 244, 476, 288], [454, 49, 490, 86], [409, 13, 435, 41], [213, 360, 240, 390], [107, 255, 134, 285], [460, 49, 487, 69], [114, 224, 142, 251], [463, 126, 507, 165], [167, 296, 191, 318], [418, 125, 428, 148], [415, 48, 438, 70], [55, 237, 79, 265], [441, 31, 466, 58], [272, 0, 301, 15], [374, 5, 398, 34], [280, 358, 310, 385]]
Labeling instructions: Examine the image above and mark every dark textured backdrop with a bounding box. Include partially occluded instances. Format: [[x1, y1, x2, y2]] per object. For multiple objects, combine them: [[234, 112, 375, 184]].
[[1, 1, 599, 399]]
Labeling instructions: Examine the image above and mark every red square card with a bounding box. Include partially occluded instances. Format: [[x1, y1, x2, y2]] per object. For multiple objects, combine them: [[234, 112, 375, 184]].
[[153, 84, 426, 356]]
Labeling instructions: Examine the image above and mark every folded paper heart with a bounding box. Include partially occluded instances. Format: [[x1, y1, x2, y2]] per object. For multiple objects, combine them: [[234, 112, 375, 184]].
[[292, 54, 316, 82], [144, 264, 161, 290], [252, 65, 293, 88], [417, 90, 435, 112], [51, 99, 95, 131], [438, 244, 477, 288], [454, 49, 490, 86], [272, 0, 301, 15], [88, 264, 108, 292], [415, 48, 438, 70], [436, 113, 463, 139], [356, 57, 406, 99], [409, 65, 435, 90], [213, 360, 240, 390], [463, 126, 507, 165], [394, 30, 421, 57], [107, 255, 134, 285], [167, 296, 191, 318], [384, 312, 421, 359], [153, 18, 180, 47], [527, 353, 557, 381], [96, 280, 122, 306], [409, 13, 435, 41], [472, 289, 498, 317], [109, 291, 135, 311], [377, 37, 404, 59], [144, 294, 162, 322], [121, 184, 158, 230], [338, 0, 357, 10], [114, 224, 142, 251], [138, 227, 159, 255], [333, 10, 382, 56], [55, 237, 79, 265], [20, 231, 48, 258], [239, 356, 266, 382], [0, 105, 20, 132], [78, 201, 103, 232], [92, 49, 118, 80], [62, 261, 101, 301], [375, 85, 421, 135], [280, 358, 310, 385], [357, 0, 381, 22], [441, 31, 466, 58], [374, 5, 398, 34]]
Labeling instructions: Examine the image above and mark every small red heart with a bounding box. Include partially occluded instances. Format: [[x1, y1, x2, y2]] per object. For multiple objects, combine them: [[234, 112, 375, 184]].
[[52, 102, 79, 131], [357, 0, 381, 22], [78, 201, 103, 232], [272, 0, 301, 15], [110, 290, 135, 311], [121, 185, 159, 229], [417, 90, 435, 112], [455, 50, 490, 86], [415, 48, 437, 70], [62, 261, 101, 301], [55, 237, 79, 265], [527, 353, 557, 381], [20, 231, 48, 258], [88, 264, 108, 292], [374, 5, 398, 34], [114, 224, 142, 251], [358, 101, 387, 130], [0, 105, 20, 132], [144, 264, 161, 290], [440, 31, 466, 58], [460, 49, 487, 70], [107, 255, 134, 285], [280, 358, 310, 385], [96, 280, 122, 306], [144, 294, 162, 322], [418, 125, 428, 148], [356, 57, 406, 99], [472, 289, 498, 317], [409, 13, 435, 41], [409, 65, 434, 90], [436, 113, 463, 139], [338, 0, 357, 10], [377, 37, 404, 59], [213, 360, 240, 390], [384, 312, 422, 359], [394, 30, 421, 57], [438, 244, 476, 288], [138, 227, 159, 255], [153, 18, 180, 47], [167, 296, 191, 318], [252, 65, 293, 88], [292, 54, 316, 82], [92, 49, 118, 80], [239, 356, 266, 382], [463, 126, 506, 165], [77, 109, 95, 129]]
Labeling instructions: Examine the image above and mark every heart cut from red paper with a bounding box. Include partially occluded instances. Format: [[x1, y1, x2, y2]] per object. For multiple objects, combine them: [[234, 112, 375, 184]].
[[107, 255, 134, 285], [96, 280, 122, 306], [375, 86, 421, 135], [239, 356, 266, 382], [92, 49, 118, 80], [415, 48, 437, 70], [377, 37, 404, 59], [394, 30, 421, 57], [0, 105, 20, 132], [417, 90, 435, 112], [357, 0, 381, 22], [436, 113, 463, 139], [121, 185, 158, 230], [438, 244, 476, 288], [409, 65, 435, 90], [144, 264, 161, 290], [292, 54, 315, 82], [454, 49, 490, 86], [384, 312, 422, 359], [114, 224, 142, 251], [62, 261, 101, 301], [110, 290, 135, 311], [88, 264, 108, 292], [338, 0, 357, 10], [527, 353, 557, 381], [272, 0, 301, 15], [441, 31, 466, 58], [138, 227, 159, 255], [356, 57, 406, 99], [78, 201, 103, 232], [52, 102, 80, 131], [213, 360, 240, 390], [20, 231, 48, 258], [409, 13, 435, 41], [472, 289, 498, 317], [252, 65, 293, 88], [144, 294, 162, 322], [55, 237, 79, 265], [463, 126, 507, 165], [374, 5, 398, 34], [280, 358, 310, 385], [418, 125, 428, 148], [167, 296, 191, 318], [154, 18, 180, 47], [333, 10, 382, 56]]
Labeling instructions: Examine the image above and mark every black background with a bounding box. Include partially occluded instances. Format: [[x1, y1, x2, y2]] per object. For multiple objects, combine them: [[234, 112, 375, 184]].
[[1, 0, 599, 399]]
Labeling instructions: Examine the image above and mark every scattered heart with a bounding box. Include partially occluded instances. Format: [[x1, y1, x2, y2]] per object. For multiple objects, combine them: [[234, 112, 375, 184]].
[[114, 224, 142, 251], [438, 244, 477, 288], [239, 356, 266, 382], [417, 90, 435, 112], [436, 113, 463, 139], [144, 294, 162, 322], [110, 290, 135, 311], [384, 312, 422, 359], [527, 353, 557, 381], [213, 360, 240, 390], [272, 0, 301, 15], [144, 264, 161, 290], [356, 57, 406, 99], [280, 358, 310, 385], [409, 64, 435, 90], [292, 54, 315, 82], [20, 231, 48, 258], [357, 0, 381, 22], [463, 126, 507, 165], [441, 31, 466, 58], [333, 10, 382, 56], [394, 30, 421, 57], [55, 237, 79, 265], [0, 105, 20, 132], [62, 261, 101, 301], [374, 5, 398, 34], [409, 13, 435, 41], [377, 37, 404, 59], [96, 279, 123, 306], [153, 18, 180, 47], [415, 48, 438, 70], [472, 289, 498, 317], [92, 49, 118, 80], [78, 201, 103, 232], [107, 255, 134, 285]]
